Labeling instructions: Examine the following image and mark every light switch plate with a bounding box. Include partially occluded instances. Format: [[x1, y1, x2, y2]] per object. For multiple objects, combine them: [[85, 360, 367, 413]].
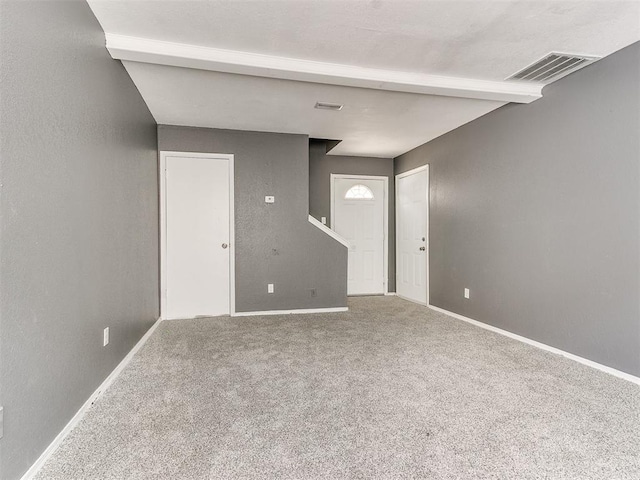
[[265, 196, 275, 203], [268, 283, 274, 293], [464, 288, 470, 299]]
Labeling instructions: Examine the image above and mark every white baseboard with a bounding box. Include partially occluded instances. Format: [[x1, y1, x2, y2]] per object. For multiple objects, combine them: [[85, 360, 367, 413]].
[[161, 315, 229, 321], [233, 306, 348, 317], [428, 304, 640, 386], [396, 294, 427, 306], [20, 318, 163, 480], [384, 292, 396, 296]]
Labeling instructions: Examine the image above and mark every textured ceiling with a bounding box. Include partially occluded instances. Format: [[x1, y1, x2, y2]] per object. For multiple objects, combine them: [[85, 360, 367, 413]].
[[89, 1, 640, 80], [122, 61, 505, 157], [88, 0, 640, 156]]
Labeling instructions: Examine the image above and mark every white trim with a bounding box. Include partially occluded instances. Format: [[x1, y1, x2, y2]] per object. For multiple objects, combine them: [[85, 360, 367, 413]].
[[384, 292, 397, 296], [159, 151, 236, 319], [396, 293, 427, 306], [395, 165, 430, 305], [395, 164, 430, 180], [229, 155, 235, 316], [331, 174, 389, 295], [428, 305, 640, 386], [160, 314, 230, 321], [20, 318, 163, 480], [232, 307, 348, 317], [161, 315, 233, 321], [307, 215, 350, 248], [105, 34, 543, 104]]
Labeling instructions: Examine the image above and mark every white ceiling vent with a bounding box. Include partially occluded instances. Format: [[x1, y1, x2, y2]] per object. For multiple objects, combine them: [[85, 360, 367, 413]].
[[315, 101, 343, 111], [507, 53, 600, 83]]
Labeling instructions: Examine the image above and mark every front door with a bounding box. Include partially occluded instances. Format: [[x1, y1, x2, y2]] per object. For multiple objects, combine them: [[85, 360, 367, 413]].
[[333, 177, 386, 295]]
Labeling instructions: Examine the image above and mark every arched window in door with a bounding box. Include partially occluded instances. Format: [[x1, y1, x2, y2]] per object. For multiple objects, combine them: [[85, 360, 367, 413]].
[[344, 184, 374, 200]]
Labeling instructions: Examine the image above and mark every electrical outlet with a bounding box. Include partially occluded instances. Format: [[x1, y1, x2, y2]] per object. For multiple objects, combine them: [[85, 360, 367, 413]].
[[265, 195, 275, 204], [268, 283, 274, 294], [310, 288, 317, 297], [464, 288, 470, 299], [321, 217, 327, 225], [103, 327, 110, 346]]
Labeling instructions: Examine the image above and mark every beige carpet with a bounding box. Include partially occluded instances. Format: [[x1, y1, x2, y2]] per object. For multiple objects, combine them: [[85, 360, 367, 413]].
[[36, 296, 640, 479]]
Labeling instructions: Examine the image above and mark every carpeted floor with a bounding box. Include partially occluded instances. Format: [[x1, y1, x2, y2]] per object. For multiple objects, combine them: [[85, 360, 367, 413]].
[[36, 296, 640, 479]]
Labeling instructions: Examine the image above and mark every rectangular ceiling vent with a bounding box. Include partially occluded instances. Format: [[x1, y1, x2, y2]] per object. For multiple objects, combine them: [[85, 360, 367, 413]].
[[507, 52, 600, 83], [315, 101, 343, 111]]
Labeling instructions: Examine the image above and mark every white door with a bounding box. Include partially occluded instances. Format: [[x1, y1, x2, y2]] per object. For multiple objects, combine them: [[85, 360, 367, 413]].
[[333, 177, 386, 295], [396, 166, 428, 304], [163, 153, 232, 319]]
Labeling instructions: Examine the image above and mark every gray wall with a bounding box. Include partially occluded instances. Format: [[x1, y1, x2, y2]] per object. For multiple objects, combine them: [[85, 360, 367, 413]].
[[309, 140, 396, 292], [0, 2, 159, 479], [158, 126, 348, 312], [395, 42, 640, 377]]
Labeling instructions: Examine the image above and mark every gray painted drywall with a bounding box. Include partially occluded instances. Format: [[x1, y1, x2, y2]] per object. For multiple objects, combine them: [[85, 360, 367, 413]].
[[395, 42, 640, 377], [309, 140, 396, 292], [158, 126, 348, 312], [0, 2, 159, 479]]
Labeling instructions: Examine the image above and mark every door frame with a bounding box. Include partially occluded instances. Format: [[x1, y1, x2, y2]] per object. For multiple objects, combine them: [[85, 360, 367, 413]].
[[159, 151, 236, 319], [330, 173, 389, 295], [395, 164, 429, 306]]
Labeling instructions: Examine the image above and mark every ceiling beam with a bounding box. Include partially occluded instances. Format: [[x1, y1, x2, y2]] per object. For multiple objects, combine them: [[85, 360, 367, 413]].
[[106, 34, 543, 104]]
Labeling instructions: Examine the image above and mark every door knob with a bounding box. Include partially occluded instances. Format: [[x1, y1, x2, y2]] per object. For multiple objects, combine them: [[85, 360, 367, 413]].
[[419, 246, 426, 251], [222, 243, 228, 249]]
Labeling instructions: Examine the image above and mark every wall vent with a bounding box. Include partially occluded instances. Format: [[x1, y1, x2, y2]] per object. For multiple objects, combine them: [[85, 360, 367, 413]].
[[315, 101, 343, 111], [507, 53, 600, 83]]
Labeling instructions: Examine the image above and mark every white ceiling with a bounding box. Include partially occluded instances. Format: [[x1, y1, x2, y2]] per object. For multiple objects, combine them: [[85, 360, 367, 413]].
[[122, 61, 505, 157], [88, 0, 640, 157]]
